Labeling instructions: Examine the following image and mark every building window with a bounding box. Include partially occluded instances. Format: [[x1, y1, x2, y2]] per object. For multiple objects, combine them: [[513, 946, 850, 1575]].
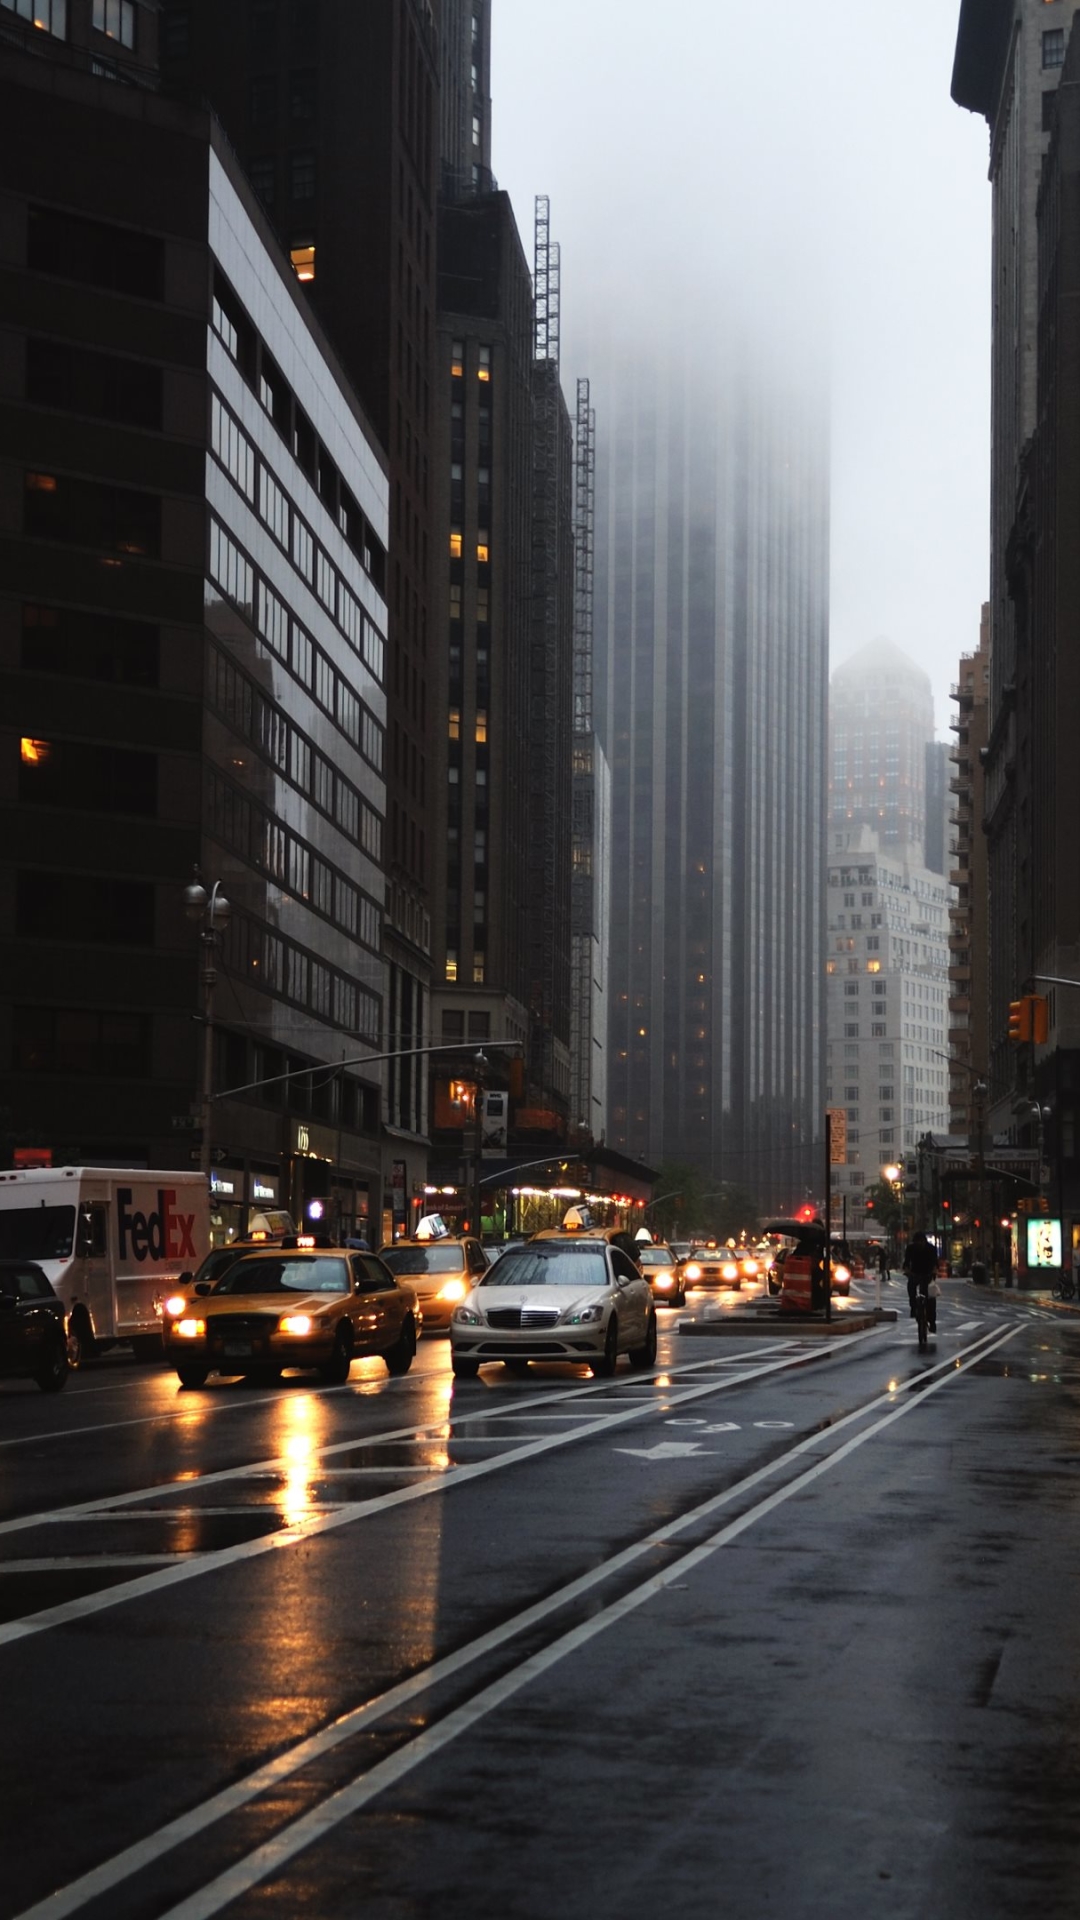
[[473, 954, 486, 985], [446, 952, 458, 983], [3, 0, 67, 37], [290, 150, 316, 200], [248, 157, 276, 208], [290, 242, 316, 282], [1043, 29, 1065, 68], [290, 69, 316, 119], [250, 74, 277, 125], [451, 340, 464, 377], [1043, 88, 1057, 133]]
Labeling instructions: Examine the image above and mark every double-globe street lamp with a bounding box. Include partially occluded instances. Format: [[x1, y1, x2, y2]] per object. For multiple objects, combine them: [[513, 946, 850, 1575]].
[[183, 870, 231, 1180]]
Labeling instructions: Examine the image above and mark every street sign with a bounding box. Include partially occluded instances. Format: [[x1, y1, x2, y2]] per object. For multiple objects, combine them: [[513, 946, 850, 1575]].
[[172, 1115, 199, 1131], [827, 1107, 847, 1166], [189, 1147, 227, 1165]]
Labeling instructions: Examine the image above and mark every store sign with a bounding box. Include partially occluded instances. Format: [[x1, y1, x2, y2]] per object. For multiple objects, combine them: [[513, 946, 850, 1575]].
[[210, 1172, 237, 1198], [826, 1107, 847, 1166], [1026, 1218, 1061, 1269], [252, 1179, 277, 1202]]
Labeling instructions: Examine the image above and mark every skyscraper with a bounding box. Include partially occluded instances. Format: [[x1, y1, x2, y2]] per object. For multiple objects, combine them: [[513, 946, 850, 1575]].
[[161, 0, 440, 1223], [598, 342, 829, 1212], [828, 640, 936, 857]]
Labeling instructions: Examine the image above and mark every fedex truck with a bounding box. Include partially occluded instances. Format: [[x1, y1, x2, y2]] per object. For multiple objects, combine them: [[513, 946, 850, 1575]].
[[0, 1167, 211, 1362]]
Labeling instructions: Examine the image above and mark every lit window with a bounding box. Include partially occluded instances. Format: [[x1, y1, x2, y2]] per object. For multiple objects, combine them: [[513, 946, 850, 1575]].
[[448, 707, 461, 741], [93, 0, 133, 45], [3, 0, 68, 38], [867, 960, 881, 973], [476, 541, 489, 563], [473, 955, 485, 984], [451, 341, 464, 377], [20, 737, 50, 764], [449, 531, 462, 558], [446, 953, 458, 983], [26, 472, 57, 492], [478, 345, 491, 381], [290, 243, 316, 282], [475, 711, 487, 744]]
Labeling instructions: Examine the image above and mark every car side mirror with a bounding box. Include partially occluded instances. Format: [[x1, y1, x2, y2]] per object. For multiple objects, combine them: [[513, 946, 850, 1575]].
[[178, 1271, 193, 1287], [194, 1281, 212, 1296]]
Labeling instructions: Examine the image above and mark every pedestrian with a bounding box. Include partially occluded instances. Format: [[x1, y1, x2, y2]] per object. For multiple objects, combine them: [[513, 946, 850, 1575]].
[[877, 1243, 890, 1283], [903, 1231, 939, 1330]]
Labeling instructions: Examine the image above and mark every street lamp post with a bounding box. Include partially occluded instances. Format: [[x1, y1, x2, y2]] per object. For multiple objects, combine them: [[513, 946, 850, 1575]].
[[183, 870, 231, 1180], [470, 1051, 487, 1238]]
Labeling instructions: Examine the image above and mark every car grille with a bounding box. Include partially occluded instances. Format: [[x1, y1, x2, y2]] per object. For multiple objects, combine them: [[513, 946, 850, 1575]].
[[207, 1314, 279, 1337], [477, 1340, 568, 1356], [485, 1307, 561, 1330]]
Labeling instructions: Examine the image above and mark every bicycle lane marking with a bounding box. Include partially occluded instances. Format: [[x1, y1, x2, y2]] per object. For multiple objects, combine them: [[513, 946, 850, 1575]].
[[10, 1322, 1018, 1920], [0, 1341, 864, 1647], [145, 1323, 1026, 1920]]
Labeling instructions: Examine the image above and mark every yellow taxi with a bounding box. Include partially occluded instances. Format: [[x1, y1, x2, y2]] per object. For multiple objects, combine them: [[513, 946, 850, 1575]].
[[163, 1237, 421, 1388]]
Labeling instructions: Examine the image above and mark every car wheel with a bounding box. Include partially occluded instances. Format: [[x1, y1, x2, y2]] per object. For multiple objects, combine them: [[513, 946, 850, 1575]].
[[319, 1325, 354, 1386], [35, 1337, 70, 1393], [629, 1313, 658, 1370], [451, 1355, 480, 1379], [591, 1318, 619, 1378], [67, 1310, 95, 1368], [384, 1316, 416, 1377], [176, 1363, 209, 1389]]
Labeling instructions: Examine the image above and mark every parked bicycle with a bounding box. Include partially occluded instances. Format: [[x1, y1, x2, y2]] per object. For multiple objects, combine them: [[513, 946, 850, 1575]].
[[1051, 1270, 1077, 1301]]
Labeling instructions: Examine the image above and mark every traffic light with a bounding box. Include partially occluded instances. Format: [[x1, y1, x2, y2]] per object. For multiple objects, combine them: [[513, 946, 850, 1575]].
[[1008, 998, 1032, 1044], [1032, 994, 1049, 1045]]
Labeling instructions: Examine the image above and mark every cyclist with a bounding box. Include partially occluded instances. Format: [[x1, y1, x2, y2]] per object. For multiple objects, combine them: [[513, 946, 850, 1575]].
[[904, 1232, 939, 1331]]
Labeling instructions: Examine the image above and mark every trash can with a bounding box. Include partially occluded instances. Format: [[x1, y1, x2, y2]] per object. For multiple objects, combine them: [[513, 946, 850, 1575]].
[[971, 1259, 987, 1286]]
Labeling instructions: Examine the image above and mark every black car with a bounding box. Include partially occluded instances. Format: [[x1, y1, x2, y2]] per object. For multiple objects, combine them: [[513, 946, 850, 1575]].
[[0, 1261, 70, 1393]]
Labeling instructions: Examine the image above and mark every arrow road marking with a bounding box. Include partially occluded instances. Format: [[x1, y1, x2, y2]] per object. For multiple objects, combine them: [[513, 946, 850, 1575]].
[[614, 1441, 716, 1460]]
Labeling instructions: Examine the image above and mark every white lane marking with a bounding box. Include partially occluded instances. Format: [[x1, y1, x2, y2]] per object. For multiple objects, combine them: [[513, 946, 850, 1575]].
[[613, 1441, 715, 1460], [13, 1321, 1017, 1920], [142, 1323, 1027, 1920], [955, 1321, 984, 1332], [0, 1349, 836, 1648], [0, 1556, 190, 1573], [0, 1340, 849, 1545]]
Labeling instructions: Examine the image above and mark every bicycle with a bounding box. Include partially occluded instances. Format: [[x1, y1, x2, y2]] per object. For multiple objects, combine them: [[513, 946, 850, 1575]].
[[913, 1289, 930, 1349], [1052, 1270, 1077, 1301]]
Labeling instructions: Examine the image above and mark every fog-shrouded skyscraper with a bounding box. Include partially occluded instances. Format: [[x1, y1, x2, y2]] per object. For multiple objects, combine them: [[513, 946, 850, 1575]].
[[829, 640, 936, 857], [598, 340, 829, 1212]]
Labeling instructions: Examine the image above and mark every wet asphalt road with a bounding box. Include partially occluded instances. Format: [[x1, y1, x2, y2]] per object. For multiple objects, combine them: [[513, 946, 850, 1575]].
[[2, 1277, 1079, 1919]]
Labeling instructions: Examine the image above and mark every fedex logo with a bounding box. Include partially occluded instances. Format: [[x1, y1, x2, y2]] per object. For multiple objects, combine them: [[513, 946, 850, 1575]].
[[117, 1188, 196, 1264]]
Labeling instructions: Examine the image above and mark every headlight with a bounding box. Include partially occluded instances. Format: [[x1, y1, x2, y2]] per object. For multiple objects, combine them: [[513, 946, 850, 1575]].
[[683, 1263, 702, 1280], [653, 1271, 674, 1289], [175, 1318, 206, 1340], [561, 1303, 605, 1325], [278, 1314, 314, 1336], [164, 1294, 188, 1318], [741, 1260, 758, 1276], [438, 1277, 468, 1303], [452, 1305, 483, 1326], [832, 1265, 850, 1285], [721, 1263, 739, 1281]]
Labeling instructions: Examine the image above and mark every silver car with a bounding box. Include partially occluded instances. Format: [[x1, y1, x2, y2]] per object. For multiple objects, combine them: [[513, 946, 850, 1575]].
[[449, 1237, 657, 1380]]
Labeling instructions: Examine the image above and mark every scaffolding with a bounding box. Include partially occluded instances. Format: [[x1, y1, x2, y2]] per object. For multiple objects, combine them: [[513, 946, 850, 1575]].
[[528, 194, 572, 1106], [533, 193, 561, 368], [570, 377, 598, 1134]]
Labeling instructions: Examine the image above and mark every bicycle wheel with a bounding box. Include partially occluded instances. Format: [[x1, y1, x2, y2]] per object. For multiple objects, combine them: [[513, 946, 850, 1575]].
[[915, 1295, 929, 1351]]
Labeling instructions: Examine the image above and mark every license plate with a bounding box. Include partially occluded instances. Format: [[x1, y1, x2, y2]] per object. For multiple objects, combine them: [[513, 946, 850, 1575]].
[[223, 1339, 252, 1357]]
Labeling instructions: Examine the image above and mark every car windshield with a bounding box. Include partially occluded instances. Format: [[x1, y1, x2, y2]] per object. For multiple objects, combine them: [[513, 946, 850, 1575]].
[[637, 1248, 673, 1266], [0, 1205, 75, 1261], [480, 1246, 610, 1288], [381, 1246, 464, 1274], [212, 1257, 349, 1295]]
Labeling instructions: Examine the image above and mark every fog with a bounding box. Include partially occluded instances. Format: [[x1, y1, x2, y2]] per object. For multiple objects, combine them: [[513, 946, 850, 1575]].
[[491, 0, 990, 734]]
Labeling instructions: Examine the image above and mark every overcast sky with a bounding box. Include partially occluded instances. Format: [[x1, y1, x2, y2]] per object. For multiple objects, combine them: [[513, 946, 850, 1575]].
[[490, 1, 991, 737]]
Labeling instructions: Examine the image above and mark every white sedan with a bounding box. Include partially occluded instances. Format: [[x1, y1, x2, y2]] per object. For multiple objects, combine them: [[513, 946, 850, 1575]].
[[449, 1238, 657, 1380]]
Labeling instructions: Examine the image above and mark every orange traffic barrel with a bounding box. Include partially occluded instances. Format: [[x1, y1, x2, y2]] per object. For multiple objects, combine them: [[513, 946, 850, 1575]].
[[779, 1254, 814, 1314]]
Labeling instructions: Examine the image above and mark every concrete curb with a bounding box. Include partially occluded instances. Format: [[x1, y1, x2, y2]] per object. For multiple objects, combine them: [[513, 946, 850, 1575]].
[[677, 1307, 897, 1339]]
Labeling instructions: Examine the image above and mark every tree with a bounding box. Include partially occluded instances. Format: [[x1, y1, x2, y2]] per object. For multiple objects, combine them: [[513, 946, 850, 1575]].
[[863, 1177, 903, 1239], [646, 1162, 709, 1243]]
